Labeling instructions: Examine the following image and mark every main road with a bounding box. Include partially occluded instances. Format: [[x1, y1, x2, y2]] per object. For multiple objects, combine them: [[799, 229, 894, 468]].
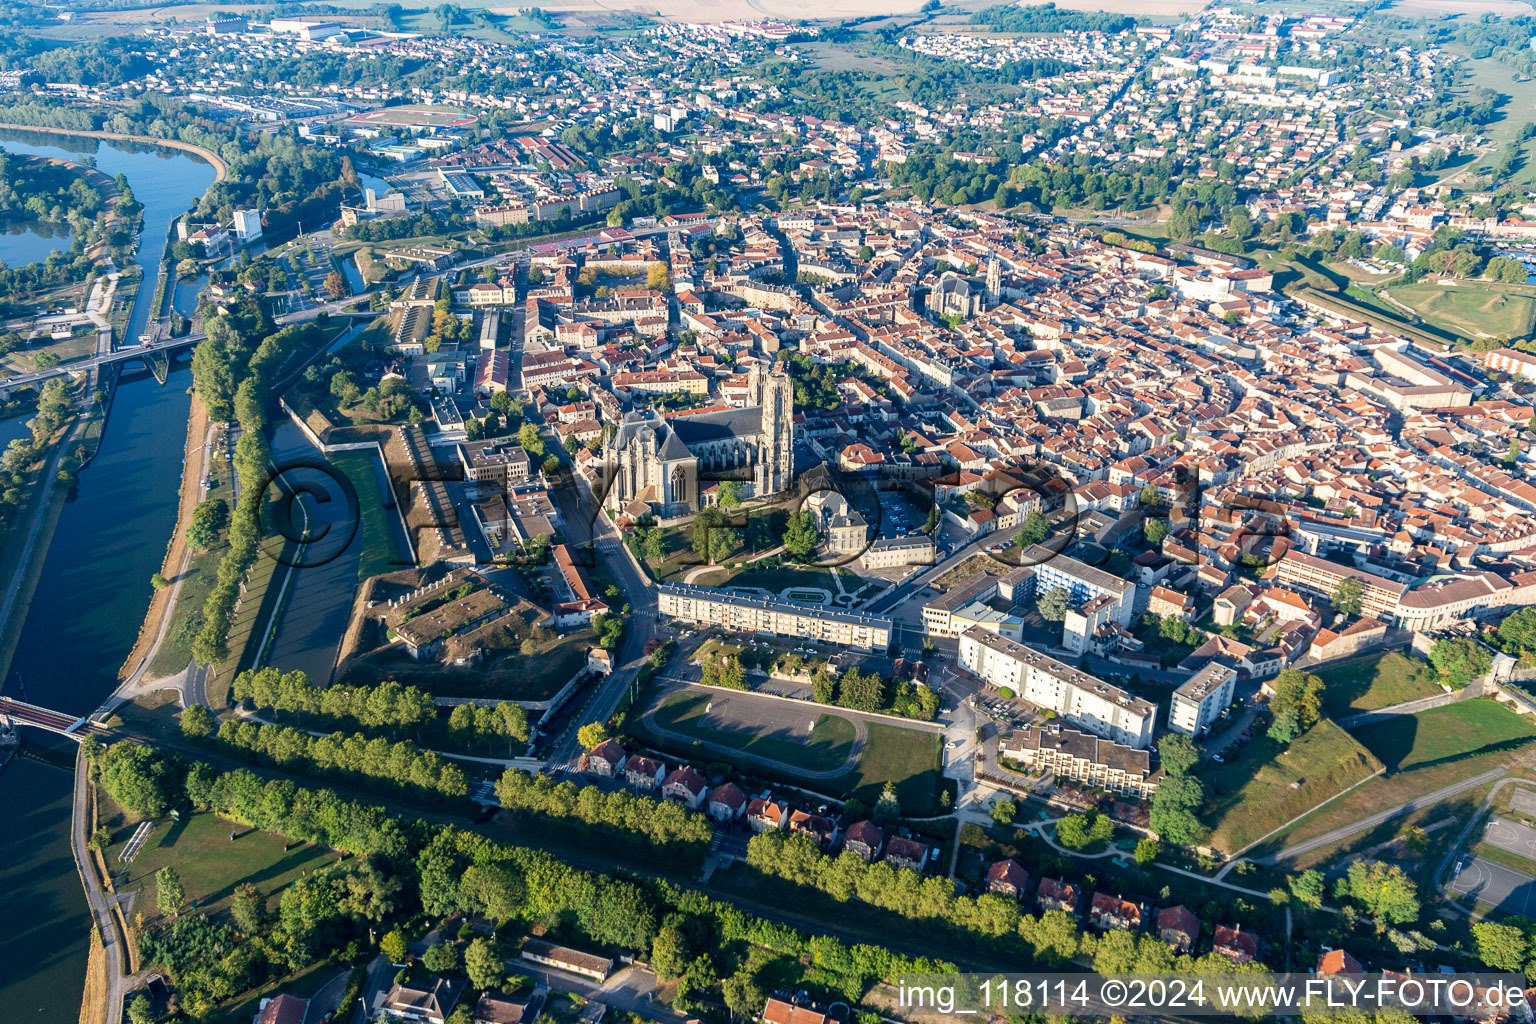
[[545, 467, 658, 770]]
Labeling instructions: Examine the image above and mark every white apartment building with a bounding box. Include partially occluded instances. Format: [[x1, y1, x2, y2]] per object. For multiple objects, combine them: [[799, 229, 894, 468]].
[[958, 626, 1155, 748], [1167, 663, 1237, 736], [1022, 544, 1135, 626], [658, 583, 893, 651], [1001, 724, 1160, 799]]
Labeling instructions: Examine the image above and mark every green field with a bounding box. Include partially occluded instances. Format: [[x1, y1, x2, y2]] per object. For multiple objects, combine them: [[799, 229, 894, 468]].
[[1353, 699, 1536, 773], [651, 690, 857, 772], [105, 810, 336, 927], [1318, 651, 1442, 719], [1386, 282, 1536, 342], [840, 722, 944, 816], [329, 451, 407, 580], [1203, 719, 1384, 856]]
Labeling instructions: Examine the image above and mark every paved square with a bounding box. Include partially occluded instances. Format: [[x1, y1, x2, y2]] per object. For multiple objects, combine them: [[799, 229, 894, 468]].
[[1450, 855, 1536, 917]]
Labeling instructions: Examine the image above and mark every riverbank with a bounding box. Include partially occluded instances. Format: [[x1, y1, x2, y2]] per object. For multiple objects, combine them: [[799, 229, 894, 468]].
[[117, 391, 209, 685], [0, 123, 229, 183]]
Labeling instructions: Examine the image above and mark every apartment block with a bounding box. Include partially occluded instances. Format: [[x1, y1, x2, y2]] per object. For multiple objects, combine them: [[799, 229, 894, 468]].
[[658, 583, 893, 651], [958, 626, 1154, 748], [1001, 723, 1160, 799], [1167, 662, 1236, 736]]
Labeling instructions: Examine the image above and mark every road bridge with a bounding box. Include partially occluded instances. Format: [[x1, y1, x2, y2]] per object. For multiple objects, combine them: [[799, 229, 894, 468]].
[[0, 299, 376, 394]]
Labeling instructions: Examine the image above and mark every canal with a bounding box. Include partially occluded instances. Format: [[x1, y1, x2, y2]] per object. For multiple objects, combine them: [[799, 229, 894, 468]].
[[0, 126, 214, 1024]]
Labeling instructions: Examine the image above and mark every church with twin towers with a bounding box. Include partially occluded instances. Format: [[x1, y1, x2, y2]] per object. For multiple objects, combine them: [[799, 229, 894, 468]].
[[602, 362, 794, 517]]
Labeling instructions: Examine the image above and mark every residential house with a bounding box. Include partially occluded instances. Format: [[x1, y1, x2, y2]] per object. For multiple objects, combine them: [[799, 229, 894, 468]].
[[385, 978, 465, 1024], [1157, 905, 1200, 953], [624, 754, 666, 790], [1317, 949, 1364, 975], [256, 995, 309, 1024], [708, 782, 747, 822], [1037, 877, 1079, 914], [885, 835, 929, 872], [986, 858, 1030, 900], [789, 810, 837, 847], [842, 820, 884, 861], [662, 766, 709, 810], [762, 998, 832, 1024], [1213, 924, 1259, 964], [747, 798, 786, 832], [583, 739, 627, 778], [473, 989, 546, 1024], [521, 939, 613, 982], [1089, 892, 1143, 932]]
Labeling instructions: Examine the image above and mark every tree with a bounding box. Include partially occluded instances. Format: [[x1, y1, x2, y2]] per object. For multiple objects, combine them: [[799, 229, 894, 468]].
[[1159, 733, 1199, 777], [874, 781, 901, 823], [325, 269, 348, 298], [381, 928, 409, 964], [230, 882, 265, 933], [1056, 812, 1113, 851], [150, 572, 169, 590], [424, 940, 459, 973], [1018, 511, 1050, 547], [717, 479, 743, 510], [1144, 518, 1169, 547], [1267, 668, 1324, 744], [1037, 587, 1070, 622], [1473, 920, 1531, 972], [782, 509, 820, 561], [1498, 607, 1536, 659], [1343, 860, 1419, 925], [185, 497, 229, 551], [812, 666, 837, 704], [156, 866, 185, 918], [1429, 637, 1491, 688], [127, 994, 156, 1024], [577, 722, 610, 750], [1331, 578, 1363, 616], [1139, 483, 1160, 508], [465, 936, 505, 991], [722, 970, 767, 1021], [650, 925, 689, 980], [180, 704, 216, 739], [1289, 869, 1326, 909], [991, 797, 1017, 826]]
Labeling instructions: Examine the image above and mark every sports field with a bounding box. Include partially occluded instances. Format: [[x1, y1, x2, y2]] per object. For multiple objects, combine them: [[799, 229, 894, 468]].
[[651, 689, 858, 773]]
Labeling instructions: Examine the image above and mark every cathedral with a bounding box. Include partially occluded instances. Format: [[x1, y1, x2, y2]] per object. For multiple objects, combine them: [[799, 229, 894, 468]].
[[602, 362, 794, 515]]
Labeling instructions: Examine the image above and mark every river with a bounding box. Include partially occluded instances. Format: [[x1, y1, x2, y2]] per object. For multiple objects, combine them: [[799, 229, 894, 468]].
[[0, 126, 214, 1024], [0, 215, 73, 268]]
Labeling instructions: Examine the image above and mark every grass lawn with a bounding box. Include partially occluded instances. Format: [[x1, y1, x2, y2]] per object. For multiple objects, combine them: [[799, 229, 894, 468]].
[[148, 541, 223, 677], [329, 451, 408, 580], [837, 722, 944, 816], [104, 810, 337, 927], [720, 564, 834, 593], [1318, 650, 1442, 719], [1353, 699, 1536, 772], [650, 690, 857, 772], [1386, 281, 1536, 341], [1202, 718, 1384, 856]]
